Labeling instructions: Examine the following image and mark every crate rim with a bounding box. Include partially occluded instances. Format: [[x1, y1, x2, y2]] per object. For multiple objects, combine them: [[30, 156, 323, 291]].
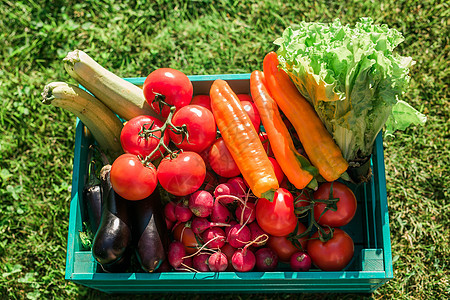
[[123, 73, 252, 85]]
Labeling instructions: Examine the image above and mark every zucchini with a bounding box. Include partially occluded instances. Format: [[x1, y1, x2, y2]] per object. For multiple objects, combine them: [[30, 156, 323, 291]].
[[41, 82, 124, 160], [63, 49, 160, 121]]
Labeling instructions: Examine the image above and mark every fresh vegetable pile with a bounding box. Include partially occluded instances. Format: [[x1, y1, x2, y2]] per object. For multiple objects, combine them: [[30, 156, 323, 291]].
[[42, 19, 424, 274]]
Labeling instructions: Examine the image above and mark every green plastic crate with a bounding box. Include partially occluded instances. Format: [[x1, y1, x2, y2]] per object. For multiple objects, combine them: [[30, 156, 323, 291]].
[[65, 74, 393, 294]]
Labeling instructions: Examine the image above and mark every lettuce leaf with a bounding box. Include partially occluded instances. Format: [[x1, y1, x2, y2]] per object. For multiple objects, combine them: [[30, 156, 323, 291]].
[[274, 18, 426, 162]]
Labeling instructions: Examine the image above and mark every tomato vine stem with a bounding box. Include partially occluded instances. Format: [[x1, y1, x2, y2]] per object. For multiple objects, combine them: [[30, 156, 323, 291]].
[[151, 92, 169, 114], [290, 184, 341, 243], [141, 105, 190, 165]]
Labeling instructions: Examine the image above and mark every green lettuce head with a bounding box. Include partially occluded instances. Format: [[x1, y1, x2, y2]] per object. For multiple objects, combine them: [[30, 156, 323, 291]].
[[275, 18, 426, 162]]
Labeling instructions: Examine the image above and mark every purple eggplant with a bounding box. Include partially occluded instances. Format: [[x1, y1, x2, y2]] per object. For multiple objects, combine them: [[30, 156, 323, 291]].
[[129, 191, 168, 272], [92, 165, 132, 267], [83, 160, 103, 233], [99, 248, 132, 273]]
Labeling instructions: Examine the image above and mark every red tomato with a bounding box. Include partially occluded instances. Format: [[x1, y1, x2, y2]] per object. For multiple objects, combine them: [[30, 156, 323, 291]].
[[307, 228, 354, 271], [256, 188, 297, 237], [120, 115, 169, 161], [268, 157, 284, 184], [110, 154, 157, 201], [313, 182, 357, 227], [190, 95, 212, 111], [267, 222, 309, 262], [241, 100, 261, 133], [157, 151, 206, 196], [143, 68, 193, 118], [169, 104, 217, 153], [236, 94, 253, 102], [208, 137, 240, 178], [173, 222, 201, 254], [198, 145, 213, 170]]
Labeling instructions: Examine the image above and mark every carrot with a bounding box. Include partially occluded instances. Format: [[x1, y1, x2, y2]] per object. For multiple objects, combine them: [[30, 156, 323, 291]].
[[250, 70, 318, 189], [210, 79, 279, 199], [263, 52, 348, 182]]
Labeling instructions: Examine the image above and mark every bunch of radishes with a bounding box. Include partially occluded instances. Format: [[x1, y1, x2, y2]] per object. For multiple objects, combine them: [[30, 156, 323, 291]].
[[163, 175, 312, 273]]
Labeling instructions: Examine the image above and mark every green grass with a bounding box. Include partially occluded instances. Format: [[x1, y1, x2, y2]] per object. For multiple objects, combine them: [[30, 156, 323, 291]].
[[1, 0, 448, 299]]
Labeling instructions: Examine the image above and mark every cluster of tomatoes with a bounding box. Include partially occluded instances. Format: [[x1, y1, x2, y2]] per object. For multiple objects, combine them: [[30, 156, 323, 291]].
[[109, 68, 263, 202], [295, 181, 358, 271], [108, 67, 358, 272]]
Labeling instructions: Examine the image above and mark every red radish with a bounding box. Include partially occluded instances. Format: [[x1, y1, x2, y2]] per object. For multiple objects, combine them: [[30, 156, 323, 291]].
[[175, 256, 193, 272], [164, 201, 177, 222], [227, 224, 251, 249], [214, 183, 238, 205], [231, 177, 256, 203], [221, 243, 236, 257], [191, 217, 207, 235], [208, 252, 228, 272], [175, 200, 193, 222], [189, 190, 214, 218], [210, 201, 231, 223], [227, 177, 248, 198], [168, 241, 186, 269], [193, 253, 211, 272], [248, 222, 268, 247], [290, 251, 312, 272], [235, 202, 256, 224], [165, 218, 174, 230], [232, 248, 256, 272], [268, 157, 285, 184], [225, 220, 238, 237], [184, 257, 193, 267], [191, 217, 230, 235], [202, 227, 226, 249], [221, 243, 236, 271], [241, 100, 261, 133], [255, 247, 278, 271]]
